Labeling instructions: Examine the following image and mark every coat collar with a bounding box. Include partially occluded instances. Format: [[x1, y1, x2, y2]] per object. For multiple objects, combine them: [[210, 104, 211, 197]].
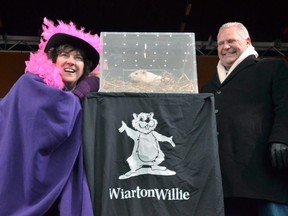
[[212, 55, 258, 88], [217, 45, 258, 83]]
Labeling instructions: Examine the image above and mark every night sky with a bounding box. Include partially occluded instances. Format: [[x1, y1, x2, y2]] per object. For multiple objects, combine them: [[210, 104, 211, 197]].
[[1, 0, 287, 42]]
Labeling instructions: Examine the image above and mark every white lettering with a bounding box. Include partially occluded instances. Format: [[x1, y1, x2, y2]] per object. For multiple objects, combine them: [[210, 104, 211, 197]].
[[154, 188, 169, 200], [109, 188, 121, 199], [109, 186, 190, 201]]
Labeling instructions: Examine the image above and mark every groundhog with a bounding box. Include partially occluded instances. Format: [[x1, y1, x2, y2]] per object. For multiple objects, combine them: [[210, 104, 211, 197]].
[[128, 70, 162, 85]]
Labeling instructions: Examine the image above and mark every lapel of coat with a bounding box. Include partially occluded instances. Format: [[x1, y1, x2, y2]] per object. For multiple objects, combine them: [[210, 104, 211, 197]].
[[220, 55, 258, 87]]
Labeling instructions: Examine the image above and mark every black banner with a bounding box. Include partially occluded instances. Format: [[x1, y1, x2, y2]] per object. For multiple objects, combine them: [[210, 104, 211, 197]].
[[83, 92, 224, 216]]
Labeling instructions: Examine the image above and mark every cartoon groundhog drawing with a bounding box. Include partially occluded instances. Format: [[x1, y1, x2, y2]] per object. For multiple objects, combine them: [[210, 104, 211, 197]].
[[118, 112, 176, 179]]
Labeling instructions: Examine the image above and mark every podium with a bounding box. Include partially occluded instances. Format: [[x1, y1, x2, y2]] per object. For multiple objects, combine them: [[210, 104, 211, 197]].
[[82, 92, 224, 216]]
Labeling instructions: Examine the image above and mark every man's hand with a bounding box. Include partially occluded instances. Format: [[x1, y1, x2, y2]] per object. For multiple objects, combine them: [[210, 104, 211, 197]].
[[270, 143, 288, 169]]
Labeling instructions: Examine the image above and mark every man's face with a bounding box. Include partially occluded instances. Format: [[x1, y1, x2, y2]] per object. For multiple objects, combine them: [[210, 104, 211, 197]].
[[217, 26, 250, 70]]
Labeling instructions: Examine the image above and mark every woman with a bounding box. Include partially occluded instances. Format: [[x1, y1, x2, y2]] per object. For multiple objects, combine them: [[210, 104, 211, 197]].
[[0, 17, 102, 215]]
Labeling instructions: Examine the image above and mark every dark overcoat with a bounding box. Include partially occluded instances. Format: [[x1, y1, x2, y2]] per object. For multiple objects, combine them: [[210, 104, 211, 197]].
[[201, 55, 288, 204]]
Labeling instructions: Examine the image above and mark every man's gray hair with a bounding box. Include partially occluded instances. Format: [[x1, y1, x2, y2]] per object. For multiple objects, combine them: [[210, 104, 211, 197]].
[[217, 22, 250, 40]]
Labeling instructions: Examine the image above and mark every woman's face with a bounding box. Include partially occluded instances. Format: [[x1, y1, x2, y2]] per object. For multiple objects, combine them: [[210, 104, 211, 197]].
[[55, 50, 85, 90]]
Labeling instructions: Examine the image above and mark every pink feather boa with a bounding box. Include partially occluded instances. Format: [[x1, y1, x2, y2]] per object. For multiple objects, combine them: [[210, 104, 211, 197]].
[[25, 51, 64, 89]]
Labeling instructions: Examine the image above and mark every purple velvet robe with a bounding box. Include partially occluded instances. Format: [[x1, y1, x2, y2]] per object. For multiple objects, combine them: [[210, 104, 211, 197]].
[[0, 73, 93, 215]]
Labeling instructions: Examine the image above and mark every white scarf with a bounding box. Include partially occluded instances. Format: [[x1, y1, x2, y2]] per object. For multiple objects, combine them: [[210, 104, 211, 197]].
[[217, 45, 259, 83]]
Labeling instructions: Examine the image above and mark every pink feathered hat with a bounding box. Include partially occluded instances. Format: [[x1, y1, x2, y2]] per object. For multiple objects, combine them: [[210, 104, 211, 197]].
[[25, 17, 103, 89]]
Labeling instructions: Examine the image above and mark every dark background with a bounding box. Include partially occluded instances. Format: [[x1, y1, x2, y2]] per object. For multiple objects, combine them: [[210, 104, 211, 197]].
[[1, 0, 288, 42], [1, 0, 288, 97]]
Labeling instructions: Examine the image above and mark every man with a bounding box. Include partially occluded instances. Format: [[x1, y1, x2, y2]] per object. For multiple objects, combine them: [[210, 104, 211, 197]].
[[201, 22, 288, 215]]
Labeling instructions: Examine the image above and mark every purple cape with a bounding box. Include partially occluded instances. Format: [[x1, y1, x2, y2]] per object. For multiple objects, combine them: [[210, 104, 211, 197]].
[[0, 73, 93, 215]]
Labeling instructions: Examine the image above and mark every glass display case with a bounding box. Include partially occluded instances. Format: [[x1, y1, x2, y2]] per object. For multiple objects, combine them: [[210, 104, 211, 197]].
[[99, 32, 198, 93]]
